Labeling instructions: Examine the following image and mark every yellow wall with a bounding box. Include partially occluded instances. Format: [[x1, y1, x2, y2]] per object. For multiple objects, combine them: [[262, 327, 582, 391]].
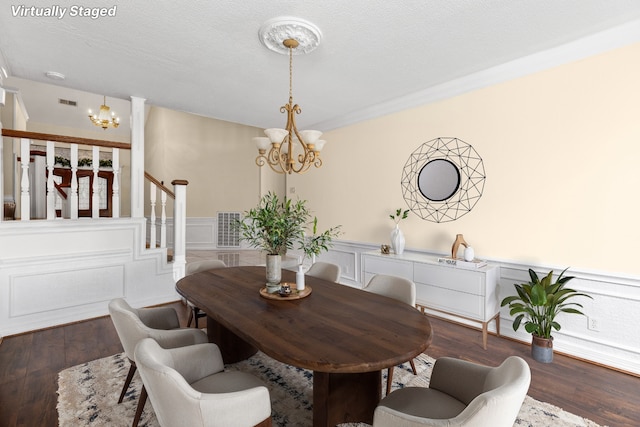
[[144, 106, 269, 215], [289, 43, 640, 276]]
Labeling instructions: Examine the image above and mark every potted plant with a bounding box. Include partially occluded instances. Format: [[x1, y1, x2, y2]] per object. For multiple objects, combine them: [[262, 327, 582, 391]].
[[501, 267, 592, 363], [235, 192, 340, 291], [389, 208, 409, 255]]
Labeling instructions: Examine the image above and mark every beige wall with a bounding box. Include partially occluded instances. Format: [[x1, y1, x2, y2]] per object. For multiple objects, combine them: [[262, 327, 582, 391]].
[[288, 42, 640, 276], [144, 106, 271, 215]]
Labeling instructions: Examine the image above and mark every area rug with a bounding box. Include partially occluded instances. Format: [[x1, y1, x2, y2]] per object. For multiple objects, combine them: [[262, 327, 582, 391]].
[[58, 351, 604, 427]]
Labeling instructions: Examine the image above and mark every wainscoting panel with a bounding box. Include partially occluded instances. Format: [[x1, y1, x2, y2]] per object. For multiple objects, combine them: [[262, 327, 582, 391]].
[[10, 265, 125, 317]]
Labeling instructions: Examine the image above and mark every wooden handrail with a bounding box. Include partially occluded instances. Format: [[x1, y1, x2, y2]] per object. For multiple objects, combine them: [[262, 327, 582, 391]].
[[2, 129, 131, 150], [144, 171, 175, 199]]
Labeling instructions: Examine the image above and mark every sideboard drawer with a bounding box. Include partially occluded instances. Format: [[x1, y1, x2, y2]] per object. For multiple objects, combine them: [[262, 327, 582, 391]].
[[414, 262, 485, 295], [416, 283, 484, 319], [363, 255, 413, 280]]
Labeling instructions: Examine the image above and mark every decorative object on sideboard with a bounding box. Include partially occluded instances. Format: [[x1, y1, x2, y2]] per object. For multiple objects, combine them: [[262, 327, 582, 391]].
[[401, 137, 485, 223], [234, 192, 340, 287], [450, 233, 469, 259], [253, 17, 326, 174], [501, 268, 592, 363], [437, 234, 486, 269], [380, 244, 390, 254], [389, 208, 409, 255]]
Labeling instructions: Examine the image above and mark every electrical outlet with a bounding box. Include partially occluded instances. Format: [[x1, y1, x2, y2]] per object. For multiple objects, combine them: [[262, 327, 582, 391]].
[[588, 317, 600, 332]]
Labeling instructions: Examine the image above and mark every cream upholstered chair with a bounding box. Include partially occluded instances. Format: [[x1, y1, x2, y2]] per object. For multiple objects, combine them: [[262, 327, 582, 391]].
[[306, 261, 341, 282], [373, 356, 531, 427], [108, 298, 208, 427], [364, 274, 418, 395], [185, 259, 226, 327], [134, 338, 272, 427]]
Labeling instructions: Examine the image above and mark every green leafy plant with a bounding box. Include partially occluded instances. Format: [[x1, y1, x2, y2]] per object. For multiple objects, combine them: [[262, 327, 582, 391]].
[[235, 192, 340, 257], [501, 268, 592, 339], [389, 208, 409, 224], [300, 217, 342, 261]]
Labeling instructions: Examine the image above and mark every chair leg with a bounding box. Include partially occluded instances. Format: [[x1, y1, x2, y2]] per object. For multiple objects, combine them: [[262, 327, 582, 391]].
[[187, 308, 194, 328], [386, 367, 394, 396], [118, 362, 137, 404], [410, 358, 417, 375], [132, 385, 147, 427], [193, 306, 201, 328]]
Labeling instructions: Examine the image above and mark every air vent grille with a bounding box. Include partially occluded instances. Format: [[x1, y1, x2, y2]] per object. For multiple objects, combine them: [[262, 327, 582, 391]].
[[58, 98, 77, 106], [217, 212, 241, 248]]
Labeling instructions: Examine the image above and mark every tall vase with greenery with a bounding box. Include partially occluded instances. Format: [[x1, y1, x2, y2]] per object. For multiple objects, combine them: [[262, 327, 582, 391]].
[[235, 192, 341, 291], [501, 267, 592, 363], [389, 208, 409, 255]]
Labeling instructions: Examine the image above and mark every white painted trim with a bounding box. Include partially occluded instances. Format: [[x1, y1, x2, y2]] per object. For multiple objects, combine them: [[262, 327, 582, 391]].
[[312, 19, 640, 131]]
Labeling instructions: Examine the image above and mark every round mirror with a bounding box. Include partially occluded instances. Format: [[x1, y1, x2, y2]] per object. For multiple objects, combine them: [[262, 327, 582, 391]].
[[417, 159, 460, 201]]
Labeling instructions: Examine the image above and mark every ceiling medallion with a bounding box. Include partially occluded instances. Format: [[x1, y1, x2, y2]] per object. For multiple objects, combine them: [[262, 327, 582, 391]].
[[258, 17, 322, 55]]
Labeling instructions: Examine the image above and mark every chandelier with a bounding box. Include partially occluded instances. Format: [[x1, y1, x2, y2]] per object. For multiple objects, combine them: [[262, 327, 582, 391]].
[[254, 18, 325, 174], [88, 96, 120, 130]]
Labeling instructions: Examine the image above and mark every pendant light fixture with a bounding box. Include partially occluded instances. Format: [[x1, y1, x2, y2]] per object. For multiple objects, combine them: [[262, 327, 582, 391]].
[[254, 17, 325, 174]]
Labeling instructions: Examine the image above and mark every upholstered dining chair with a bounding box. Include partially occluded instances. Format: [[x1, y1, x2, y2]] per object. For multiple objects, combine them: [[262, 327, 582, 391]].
[[363, 274, 418, 395], [134, 338, 272, 427], [185, 259, 227, 327], [373, 356, 531, 427], [108, 298, 209, 427], [306, 261, 341, 282]]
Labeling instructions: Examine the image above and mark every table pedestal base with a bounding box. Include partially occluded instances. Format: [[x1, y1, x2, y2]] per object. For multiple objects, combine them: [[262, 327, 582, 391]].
[[313, 370, 381, 427], [206, 315, 258, 363]]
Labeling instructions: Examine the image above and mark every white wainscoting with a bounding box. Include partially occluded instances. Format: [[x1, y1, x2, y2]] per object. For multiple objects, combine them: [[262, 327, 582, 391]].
[[149, 217, 248, 250], [0, 219, 178, 336], [320, 240, 640, 376]]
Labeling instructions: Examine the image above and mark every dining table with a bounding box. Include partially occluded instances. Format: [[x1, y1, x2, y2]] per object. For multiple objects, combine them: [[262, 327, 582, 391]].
[[176, 265, 432, 427]]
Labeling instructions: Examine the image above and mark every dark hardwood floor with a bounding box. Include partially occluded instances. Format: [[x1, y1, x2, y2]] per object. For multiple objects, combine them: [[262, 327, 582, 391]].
[[0, 301, 637, 427]]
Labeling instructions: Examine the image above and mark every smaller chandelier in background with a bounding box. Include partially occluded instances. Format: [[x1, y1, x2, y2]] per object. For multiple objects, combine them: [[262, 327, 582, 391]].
[[254, 17, 325, 175], [88, 96, 119, 130]]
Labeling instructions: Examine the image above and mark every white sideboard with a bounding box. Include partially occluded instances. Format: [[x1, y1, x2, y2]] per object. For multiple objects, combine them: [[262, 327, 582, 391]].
[[362, 251, 500, 349]]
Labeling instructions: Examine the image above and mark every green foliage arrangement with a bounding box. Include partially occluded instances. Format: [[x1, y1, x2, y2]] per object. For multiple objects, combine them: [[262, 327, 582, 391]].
[[235, 192, 341, 257], [55, 156, 113, 168], [389, 208, 409, 224], [501, 268, 592, 339]]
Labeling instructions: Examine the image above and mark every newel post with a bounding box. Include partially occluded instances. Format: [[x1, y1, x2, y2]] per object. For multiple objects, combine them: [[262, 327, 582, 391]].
[[172, 179, 188, 281]]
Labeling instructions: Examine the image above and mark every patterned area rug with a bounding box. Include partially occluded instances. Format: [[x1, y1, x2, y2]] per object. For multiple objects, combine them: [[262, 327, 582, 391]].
[[57, 351, 605, 427]]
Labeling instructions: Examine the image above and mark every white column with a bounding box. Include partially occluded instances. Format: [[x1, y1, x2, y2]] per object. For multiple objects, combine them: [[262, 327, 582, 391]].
[[92, 146, 99, 218], [19, 138, 30, 220], [172, 180, 188, 280], [130, 96, 145, 219], [112, 148, 120, 218], [46, 141, 55, 220]]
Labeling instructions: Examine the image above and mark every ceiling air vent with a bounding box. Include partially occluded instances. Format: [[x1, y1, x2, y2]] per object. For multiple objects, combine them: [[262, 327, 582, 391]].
[[58, 98, 77, 107]]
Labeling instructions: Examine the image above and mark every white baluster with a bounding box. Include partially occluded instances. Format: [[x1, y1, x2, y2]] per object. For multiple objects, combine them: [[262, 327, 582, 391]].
[[20, 138, 30, 221], [46, 141, 55, 220], [149, 182, 157, 249], [160, 190, 167, 248], [70, 144, 78, 219], [92, 146, 100, 218], [112, 148, 120, 218]]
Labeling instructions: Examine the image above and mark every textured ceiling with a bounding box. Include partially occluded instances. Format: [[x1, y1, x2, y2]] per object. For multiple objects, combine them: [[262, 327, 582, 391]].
[[1, 0, 640, 137]]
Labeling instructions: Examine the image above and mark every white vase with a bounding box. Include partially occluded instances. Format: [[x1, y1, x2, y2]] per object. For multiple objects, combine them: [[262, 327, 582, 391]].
[[390, 224, 405, 255], [265, 254, 281, 292], [464, 246, 475, 261]]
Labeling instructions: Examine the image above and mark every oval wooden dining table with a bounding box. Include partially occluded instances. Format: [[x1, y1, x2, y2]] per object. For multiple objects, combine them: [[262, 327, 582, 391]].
[[176, 265, 432, 427]]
